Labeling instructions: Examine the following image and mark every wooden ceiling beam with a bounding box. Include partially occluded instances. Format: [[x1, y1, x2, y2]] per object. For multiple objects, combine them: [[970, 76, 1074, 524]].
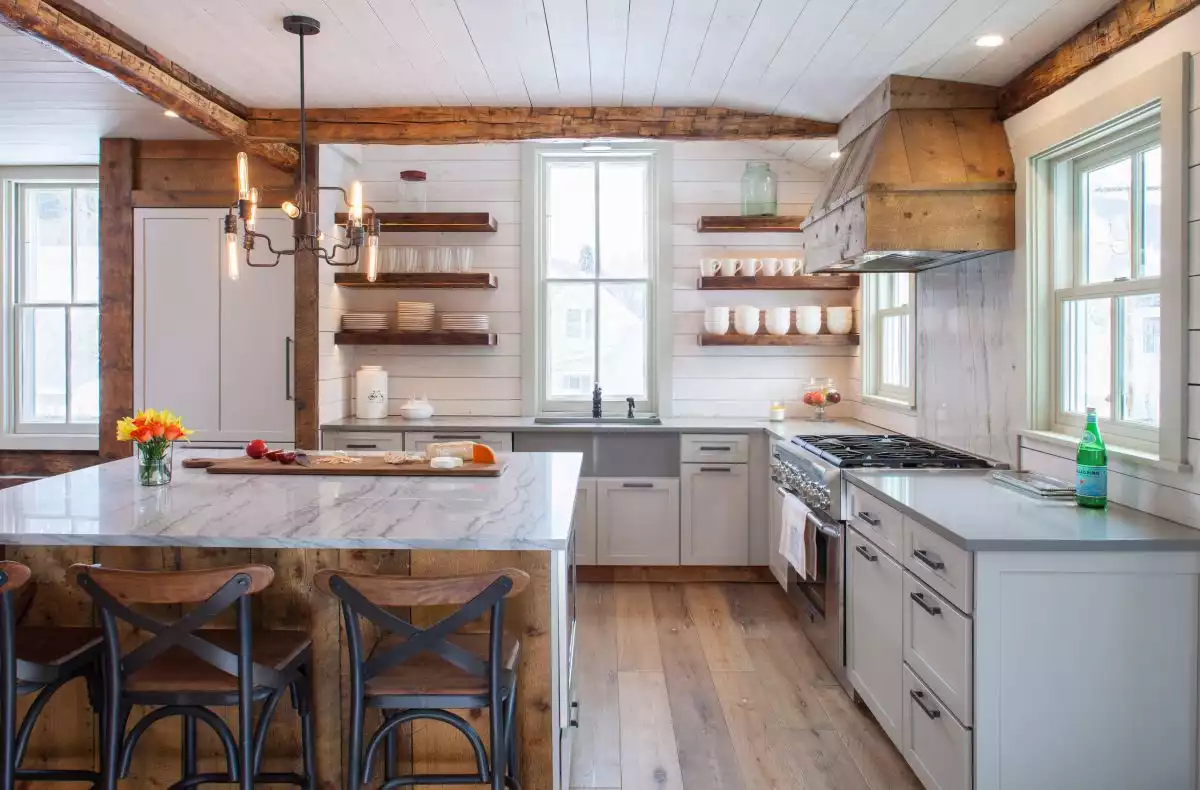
[[0, 0, 298, 172], [998, 0, 1200, 118], [245, 106, 839, 145]]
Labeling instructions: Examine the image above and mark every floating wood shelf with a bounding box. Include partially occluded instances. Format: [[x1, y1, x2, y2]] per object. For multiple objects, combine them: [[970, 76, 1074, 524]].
[[336, 212, 498, 232], [334, 273, 498, 289], [697, 274, 859, 290], [334, 331, 497, 346], [696, 215, 806, 233], [698, 333, 859, 347]]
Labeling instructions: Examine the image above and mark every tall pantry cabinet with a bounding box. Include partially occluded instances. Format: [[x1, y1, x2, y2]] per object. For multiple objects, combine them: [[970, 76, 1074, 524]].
[[133, 208, 295, 445]]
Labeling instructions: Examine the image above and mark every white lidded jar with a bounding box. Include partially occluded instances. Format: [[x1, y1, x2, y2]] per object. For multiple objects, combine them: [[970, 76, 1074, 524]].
[[355, 365, 389, 419]]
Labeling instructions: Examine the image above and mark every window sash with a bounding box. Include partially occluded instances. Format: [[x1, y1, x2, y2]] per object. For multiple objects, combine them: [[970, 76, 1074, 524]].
[[862, 273, 915, 406], [537, 152, 656, 413], [11, 183, 99, 433]]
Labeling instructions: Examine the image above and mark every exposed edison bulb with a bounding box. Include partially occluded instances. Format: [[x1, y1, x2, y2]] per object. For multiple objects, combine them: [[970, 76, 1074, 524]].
[[365, 234, 380, 283], [226, 231, 240, 281], [349, 181, 363, 224], [281, 200, 301, 219], [236, 152, 250, 201], [247, 187, 258, 230]]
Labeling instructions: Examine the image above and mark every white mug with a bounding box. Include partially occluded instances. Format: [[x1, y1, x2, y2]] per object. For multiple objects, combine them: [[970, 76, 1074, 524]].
[[743, 258, 764, 276], [717, 259, 742, 276], [781, 258, 802, 276], [733, 305, 761, 336], [762, 258, 783, 276], [704, 306, 730, 334], [764, 307, 791, 336], [795, 305, 823, 335], [700, 258, 721, 277], [826, 306, 854, 335]]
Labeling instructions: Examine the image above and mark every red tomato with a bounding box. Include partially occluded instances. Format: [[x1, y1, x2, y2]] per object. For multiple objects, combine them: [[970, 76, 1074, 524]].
[[245, 439, 268, 459], [278, 451, 297, 465], [265, 449, 283, 462]]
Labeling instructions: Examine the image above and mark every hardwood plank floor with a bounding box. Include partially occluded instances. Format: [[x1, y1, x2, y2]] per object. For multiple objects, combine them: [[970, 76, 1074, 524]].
[[573, 582, 921, 790]]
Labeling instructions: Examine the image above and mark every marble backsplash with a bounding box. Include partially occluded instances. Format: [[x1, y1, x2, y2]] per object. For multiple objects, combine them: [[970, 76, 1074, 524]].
[[916, 252, 1024, 466]]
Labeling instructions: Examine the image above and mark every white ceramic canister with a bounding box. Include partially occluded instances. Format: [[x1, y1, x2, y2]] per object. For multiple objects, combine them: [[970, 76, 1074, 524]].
[[355, 365, 389, 419]]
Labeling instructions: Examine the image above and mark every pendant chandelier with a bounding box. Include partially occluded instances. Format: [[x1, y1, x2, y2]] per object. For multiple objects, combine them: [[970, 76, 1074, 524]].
[[226, 15, 380, 281]]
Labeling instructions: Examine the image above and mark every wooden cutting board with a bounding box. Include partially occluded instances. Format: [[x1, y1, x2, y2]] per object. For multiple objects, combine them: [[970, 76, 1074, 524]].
[[181, 456, 506, 477]]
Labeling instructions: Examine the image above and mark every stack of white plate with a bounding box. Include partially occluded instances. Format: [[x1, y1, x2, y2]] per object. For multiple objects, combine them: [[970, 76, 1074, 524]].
[[395, 301, 435, 332], [440, 313, 489, 332], [341, 312, 389, 332]]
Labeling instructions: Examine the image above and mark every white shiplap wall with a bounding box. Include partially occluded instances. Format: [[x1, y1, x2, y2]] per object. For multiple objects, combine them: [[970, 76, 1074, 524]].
[[317, 145, 360, 423], [328, 140, 855, 420]]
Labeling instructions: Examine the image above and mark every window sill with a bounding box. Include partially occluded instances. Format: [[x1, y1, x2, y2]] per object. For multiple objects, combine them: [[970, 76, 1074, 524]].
[[1019, 429, 1191, 474], [0, 434, 99, 452], [861, 394, 917, 415]]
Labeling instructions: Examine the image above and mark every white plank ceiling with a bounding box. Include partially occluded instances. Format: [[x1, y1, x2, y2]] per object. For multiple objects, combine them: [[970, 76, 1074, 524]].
[[68, 0, 1116, 119], [0, 24, 211, 165]]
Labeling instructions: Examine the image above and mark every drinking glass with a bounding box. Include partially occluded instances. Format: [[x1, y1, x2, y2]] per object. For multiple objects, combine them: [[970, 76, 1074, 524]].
[[420, 247, 438, 273], [453, 247, 473, 273], [400, 247, 420, 273], [435, 247, 453, 273]]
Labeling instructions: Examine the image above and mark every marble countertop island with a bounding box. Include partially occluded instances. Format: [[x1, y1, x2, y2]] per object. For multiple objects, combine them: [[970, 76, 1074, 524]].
[[0, 450, 582, 551], [846, 469, 1200, 551]]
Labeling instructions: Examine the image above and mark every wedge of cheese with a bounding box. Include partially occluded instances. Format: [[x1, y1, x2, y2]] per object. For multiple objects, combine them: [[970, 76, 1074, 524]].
[[426, 441, 497, 465]]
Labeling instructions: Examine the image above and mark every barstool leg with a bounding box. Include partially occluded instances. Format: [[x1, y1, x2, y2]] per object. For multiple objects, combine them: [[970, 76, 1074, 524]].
[[99, 699, 122, 790], [346, 689, 365, 790], [0, 662, 14, 790], [489, 695, 506, 790], [505, 686, 519, 783], [384, 714, 399, 782], [297, 676, 317, 790], [182, 714, 197, 779]]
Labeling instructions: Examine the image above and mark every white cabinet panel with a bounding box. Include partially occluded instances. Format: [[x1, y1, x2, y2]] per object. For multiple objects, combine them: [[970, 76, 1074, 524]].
[[847, 483, 904, 562], [573, 478, 598, 566], [904, 518, 973, 614], [903, 572, 972, 726], [596, 478, 680, 565], [902, 665, 971, 790], [847, 527, 904, 747], [404, 431, 514, 453], [768, 484, 788, 589], [219, 213, 294, 443], [681, 463, 749, 565]]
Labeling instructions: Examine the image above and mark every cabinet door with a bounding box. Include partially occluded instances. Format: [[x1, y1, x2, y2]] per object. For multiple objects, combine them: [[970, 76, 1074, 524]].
[[219, 211, 294, 443], [768, 484, 788, 589], [573, 478, 598, 566], [404, 432, 514, 453], [847, 528, 904, 747], [681, 464, 749, 565], [596, 479, 680, 565], [134, 210, 221, 441]]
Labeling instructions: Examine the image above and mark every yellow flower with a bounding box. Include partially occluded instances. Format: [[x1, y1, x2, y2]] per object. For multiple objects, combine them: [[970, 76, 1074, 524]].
[[115, 417, 138, 442]]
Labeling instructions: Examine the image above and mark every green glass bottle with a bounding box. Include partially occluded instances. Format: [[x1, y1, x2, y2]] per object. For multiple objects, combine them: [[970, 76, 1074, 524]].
[[1075, 407, 1108, 508]]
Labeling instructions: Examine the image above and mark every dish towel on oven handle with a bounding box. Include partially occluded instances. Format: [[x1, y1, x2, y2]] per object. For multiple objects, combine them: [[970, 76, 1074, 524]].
[[780, 493, 819, 580]]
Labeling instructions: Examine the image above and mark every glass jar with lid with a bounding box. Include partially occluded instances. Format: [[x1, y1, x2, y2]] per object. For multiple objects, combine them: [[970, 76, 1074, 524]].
[[400, 170, 427, 212], [741, 161, 778, 216]]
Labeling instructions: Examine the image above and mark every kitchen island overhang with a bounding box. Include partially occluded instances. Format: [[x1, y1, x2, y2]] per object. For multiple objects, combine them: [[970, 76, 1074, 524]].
[[0, 449, 582, 790]]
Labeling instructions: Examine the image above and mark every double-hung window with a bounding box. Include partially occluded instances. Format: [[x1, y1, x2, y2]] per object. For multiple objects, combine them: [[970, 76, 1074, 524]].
[[1050, 120, 1161, 445], [530, 147, 659, 413], [9, 181, 100, 436], [862, 272, 915, 407]]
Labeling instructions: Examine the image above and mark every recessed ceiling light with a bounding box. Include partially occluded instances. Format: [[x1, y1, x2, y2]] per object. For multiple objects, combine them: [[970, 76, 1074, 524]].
[[975, 34, 1005, 48], [829, 150, 842, 159], [163, 109, 180, 118]]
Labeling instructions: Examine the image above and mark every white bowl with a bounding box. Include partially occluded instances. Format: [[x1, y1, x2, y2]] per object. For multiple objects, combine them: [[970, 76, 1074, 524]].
[[399, 404, 434, 420]]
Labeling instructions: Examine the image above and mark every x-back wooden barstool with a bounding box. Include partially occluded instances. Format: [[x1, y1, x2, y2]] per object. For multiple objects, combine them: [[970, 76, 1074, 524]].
[[72, 563, 317, 789], [0, 560, 103, 790], [316, 568, 529, 790]]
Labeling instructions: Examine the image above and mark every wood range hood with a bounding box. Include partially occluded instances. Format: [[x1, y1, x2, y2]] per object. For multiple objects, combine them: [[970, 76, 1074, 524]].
[[800, 76, 1016, 273]]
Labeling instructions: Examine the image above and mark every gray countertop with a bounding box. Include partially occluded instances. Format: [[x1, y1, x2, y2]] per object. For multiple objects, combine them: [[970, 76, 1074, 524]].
[[0, 449, 582, 552], [845, 469, 1200, 551], [321, 415, 882, 440]]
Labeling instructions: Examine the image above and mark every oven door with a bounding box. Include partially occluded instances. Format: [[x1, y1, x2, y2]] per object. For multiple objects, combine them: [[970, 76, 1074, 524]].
[[785, 498, 847, 689]]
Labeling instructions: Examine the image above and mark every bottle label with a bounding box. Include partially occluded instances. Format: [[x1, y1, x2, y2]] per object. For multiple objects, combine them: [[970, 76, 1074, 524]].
[[1077, 464, 1107, 499]]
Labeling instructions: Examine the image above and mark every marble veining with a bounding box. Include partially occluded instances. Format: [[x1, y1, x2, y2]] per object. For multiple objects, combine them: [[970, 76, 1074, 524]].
[[917, 253, 1024, 466], [0, 450, 582, 551], [847, 469, 1200, 551]]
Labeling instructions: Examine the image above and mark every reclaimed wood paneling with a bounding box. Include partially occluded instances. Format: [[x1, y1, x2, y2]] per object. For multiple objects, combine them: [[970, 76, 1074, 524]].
[[0, 452, 103, 476], [99, 138, 135, 462], [292, 146, 320, 451]]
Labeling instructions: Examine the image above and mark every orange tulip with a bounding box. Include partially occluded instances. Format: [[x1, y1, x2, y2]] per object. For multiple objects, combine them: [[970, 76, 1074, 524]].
[[133, 427, 153, 443], [163, 425, 182, 441]]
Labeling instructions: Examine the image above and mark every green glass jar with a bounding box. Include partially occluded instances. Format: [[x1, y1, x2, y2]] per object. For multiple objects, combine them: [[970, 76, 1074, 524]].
[[741, 161, 778, 216]]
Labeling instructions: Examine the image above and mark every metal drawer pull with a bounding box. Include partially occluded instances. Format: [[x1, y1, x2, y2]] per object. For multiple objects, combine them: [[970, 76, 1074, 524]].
[[622, 482, 654, 489], [431, 434, 483, 440], [855, 511, 881, 526], [699, 466, 732, 473], [698, 445, 732, 451], [854, 544, 878, 563], [910, 591, 942, 616], [910, 690, 941, 720], [345, 444, 378, 449], [912, 548, 946, 571]]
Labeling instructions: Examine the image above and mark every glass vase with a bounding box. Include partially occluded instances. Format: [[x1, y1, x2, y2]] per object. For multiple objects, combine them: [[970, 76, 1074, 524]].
[[741, 161, 778, 217], [136, 441, 173, 486]]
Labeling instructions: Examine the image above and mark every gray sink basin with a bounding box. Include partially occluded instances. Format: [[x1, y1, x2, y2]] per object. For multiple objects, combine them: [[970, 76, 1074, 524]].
[[533, 415, 663, 426]]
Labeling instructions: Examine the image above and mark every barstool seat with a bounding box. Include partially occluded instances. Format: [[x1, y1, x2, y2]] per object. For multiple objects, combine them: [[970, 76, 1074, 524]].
[[124, 628, 312, 694], [365, 632, 520, 697], [14, 626, 102, 672]]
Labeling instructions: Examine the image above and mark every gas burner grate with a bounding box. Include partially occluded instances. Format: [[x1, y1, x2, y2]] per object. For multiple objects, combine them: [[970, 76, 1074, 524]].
[[789, 435, 993, 469]]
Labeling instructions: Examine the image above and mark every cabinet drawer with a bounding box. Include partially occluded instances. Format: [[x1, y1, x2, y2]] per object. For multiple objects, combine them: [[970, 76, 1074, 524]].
[[846, 484, 903, 561], [904, 519, 973, 614], [902, 666, 971, 790], [322, 432, 405, 451], [404, 431, 514, 453], [903, 573, 972, 725], [680, 434, 749, 464], [847, 528, 905, 747]]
